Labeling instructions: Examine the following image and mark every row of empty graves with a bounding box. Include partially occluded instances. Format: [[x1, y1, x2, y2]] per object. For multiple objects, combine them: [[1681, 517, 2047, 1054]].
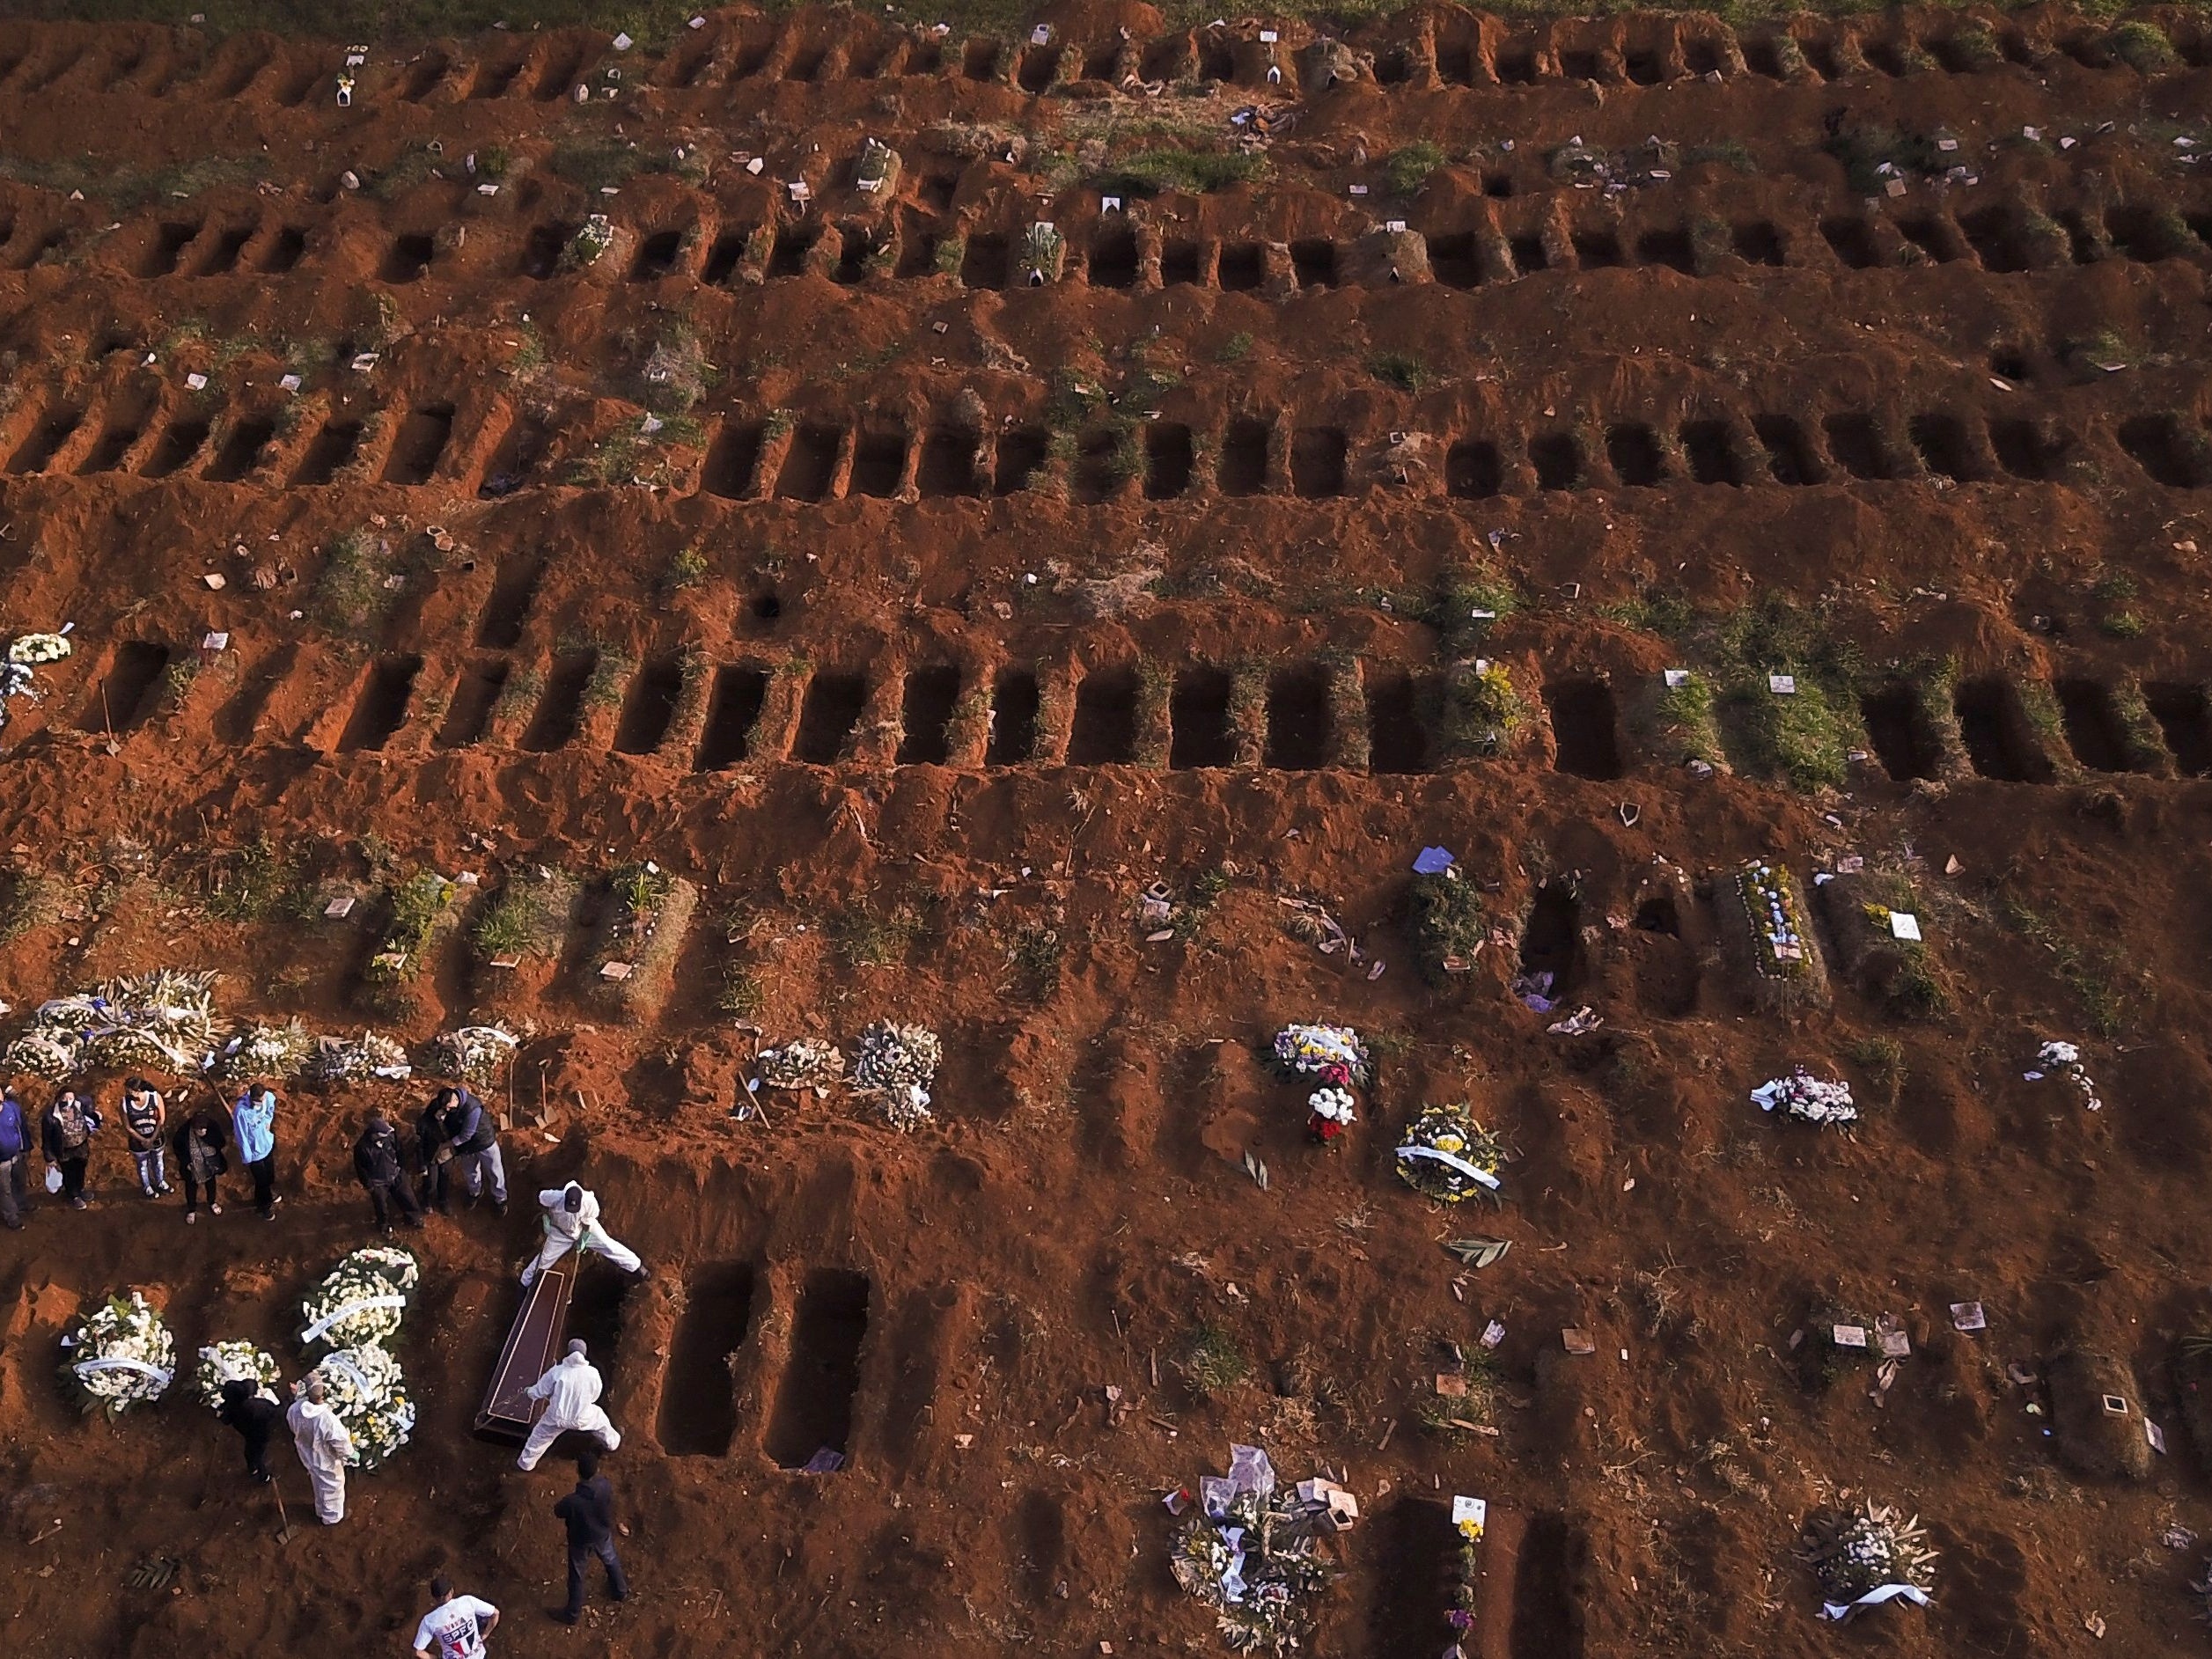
[[585, 202, 2212, 294], [2, 11, 2206, 105], [20, 398, 2212, 498], [74, 632, 2212, 784], [572, 1259, 875, 1468], [51, 194, 2212, 292], [585, 1252, 1591, 1659], [685, 407, 2212, 504], [0, 395, 465, 488]]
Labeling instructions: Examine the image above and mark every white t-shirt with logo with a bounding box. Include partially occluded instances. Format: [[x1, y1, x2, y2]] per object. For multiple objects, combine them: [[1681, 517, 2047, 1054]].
[[413, 1596, 497, 1659]]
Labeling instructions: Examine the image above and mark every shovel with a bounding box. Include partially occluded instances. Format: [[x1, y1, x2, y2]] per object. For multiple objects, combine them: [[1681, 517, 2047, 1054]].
[[273, 1479, 296, 1545]]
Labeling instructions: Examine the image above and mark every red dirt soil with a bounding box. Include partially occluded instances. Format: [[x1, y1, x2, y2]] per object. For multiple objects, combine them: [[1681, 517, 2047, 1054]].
[[3, 3, 2212, 1655]]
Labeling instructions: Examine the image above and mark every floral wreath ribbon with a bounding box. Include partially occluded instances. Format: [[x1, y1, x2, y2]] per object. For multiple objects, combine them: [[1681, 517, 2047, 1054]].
[[1819, 1583, 1932, 1621], [73, 1355, 174, 1387], [1395, 1144, 1502, 1189], [303, 1294, 408, 1346]]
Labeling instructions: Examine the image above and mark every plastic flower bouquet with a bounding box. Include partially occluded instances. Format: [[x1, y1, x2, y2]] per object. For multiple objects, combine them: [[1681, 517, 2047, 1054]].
[[194, 1340, 283, 1410], [59, 1292, 175, 1417], [1271, 1023, 1373, 1088], [299, 1245, 421, 1353], [853, 1021, 941, 1130], [758, 1039, 845, 1092], [1394, 1104, 1507, 1203], [1752, 1071, 1857, 1128], [308, 1345, 416, 1470]]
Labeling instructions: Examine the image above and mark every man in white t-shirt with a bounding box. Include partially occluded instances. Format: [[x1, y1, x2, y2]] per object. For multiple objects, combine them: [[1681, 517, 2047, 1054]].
[[412, 1576, 499, 1659]]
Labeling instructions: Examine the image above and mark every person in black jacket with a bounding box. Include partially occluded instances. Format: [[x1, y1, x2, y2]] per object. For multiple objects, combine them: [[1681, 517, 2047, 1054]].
[[40, 1088, 100, 1209], [173, 1105, 229, 1223], [415, 1096, 452, 1215], [553, 1450, 628, 1626], [353, 1109, 423, 1236], [216, 1377, 283, 1482], [437, 1085, 507, 1217]]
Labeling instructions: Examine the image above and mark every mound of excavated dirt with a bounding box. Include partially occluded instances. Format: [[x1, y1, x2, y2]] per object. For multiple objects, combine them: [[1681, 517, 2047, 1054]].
[[3, 4, 2212, 1655]]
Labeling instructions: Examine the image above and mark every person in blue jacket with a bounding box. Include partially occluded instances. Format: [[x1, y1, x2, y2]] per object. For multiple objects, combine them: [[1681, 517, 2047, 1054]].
[[231, 1083, 281, 1221], [0, 1083, 32, 1228]]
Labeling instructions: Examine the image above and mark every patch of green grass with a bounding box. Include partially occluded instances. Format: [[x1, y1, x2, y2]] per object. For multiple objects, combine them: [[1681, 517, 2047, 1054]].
[[1407, 869, 1483, 987], [832, 899, 927, 969], [1846, 1035, 1907, 1105], [583, 650, 633, 711], [1434, 660, 1525, 759], [0, 863, 65, 944], [2062, 329, 2134, 371], [1383, 141, 1446, 196], [367, 145, 442, 202], [505, 323, 546, 377], [610, 863, 672, 921], [1171, 866, 1234, 942], [472, 872, 569, 963], [366, 871, 455, 983], [1177, 1321, 1249, 1398], [2000, 899, 2131, 1037], [1090, 149, 1266, 196], [1683, 139, 1758, 174], [639, 321, 713, 416], [1368, 351, 1430, 392], [1698, 594, 1865, 790], [1600, 587, 1696, 638], [0, 151, 266, 209], [663, 545, 709, 593], [1724, 679, 1854, 790], [1821, 123, 1942, 196], [1415, 1354, 1499, 1434], [1009, 923, 1064, 1000], [311, 526, 401, 642], [201, 839, 312, 924], [2108, 20, 2179, 72], [1215, 331, 1254, 364], [1420, 562, 1518, 654], [550, 133, 702, 192], [716, 964, 765, 1019], [1945, 24, 2003, 70], [1044, 366, 1110, 431]]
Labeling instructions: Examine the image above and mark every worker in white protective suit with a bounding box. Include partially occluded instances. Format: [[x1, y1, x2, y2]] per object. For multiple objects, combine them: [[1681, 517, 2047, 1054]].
[[517, 1339, 621, 1472], [286, 1376, 355, 1523], [520, 1182, 646, 1288]]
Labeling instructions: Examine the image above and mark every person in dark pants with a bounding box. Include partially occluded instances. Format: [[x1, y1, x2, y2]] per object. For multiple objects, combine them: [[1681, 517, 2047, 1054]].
[[40, 1087, 100, 1209], [437, 1085, 508, 1216], [230, 1083, 280, 1221], [415, 1095, 453, 1215], [216, 1377, 283, 1482], [353, 1108, 423, 1237], [121, 1077, 171, 1198], [173, 1106, 229, 1223], [0, 1084, 33, 1230], [553, 1450, 628, 1626]]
